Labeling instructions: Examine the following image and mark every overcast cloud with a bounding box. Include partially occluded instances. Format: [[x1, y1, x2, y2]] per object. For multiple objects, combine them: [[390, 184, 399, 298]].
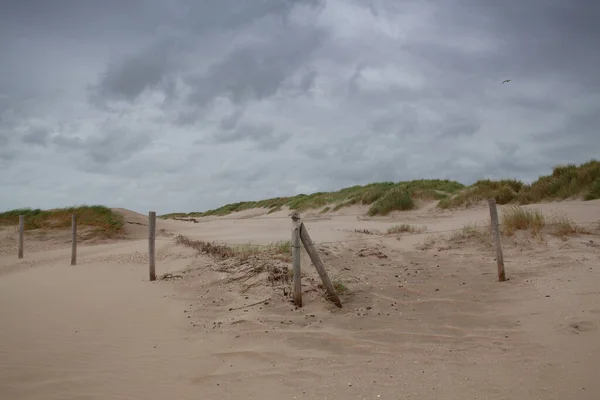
[[1, 0, 599, 213]]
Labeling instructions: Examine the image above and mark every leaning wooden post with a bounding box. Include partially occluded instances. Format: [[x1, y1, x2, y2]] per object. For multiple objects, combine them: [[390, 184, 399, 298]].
[[18, 215, 24, 259], [488, 198, 506, 282], [71, 213, 77, 265], [149, 211, 156, 281], [291, 212, 302, 307], [298, 222, 342, 308]]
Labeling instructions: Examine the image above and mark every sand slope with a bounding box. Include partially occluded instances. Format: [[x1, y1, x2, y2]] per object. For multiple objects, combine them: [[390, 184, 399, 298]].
[[1, 201, 599, 399]]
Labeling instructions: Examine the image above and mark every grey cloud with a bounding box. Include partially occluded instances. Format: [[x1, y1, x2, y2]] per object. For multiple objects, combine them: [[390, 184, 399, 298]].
[[186, 22, 327, 108], [1, 0, 599, 214], [299, 70, 318, 92], [89, 42, 174, 105], [210, 122, 291, 151], [441, 118, 480, 138], [181, 0, 324, 35], [51, 134, 85, 149], [86, 130, 153, 166], [496, 142, 519, 158], [22, 127, 50, 147], [370, 105, 480, 138], [219, 108, 246, 131]]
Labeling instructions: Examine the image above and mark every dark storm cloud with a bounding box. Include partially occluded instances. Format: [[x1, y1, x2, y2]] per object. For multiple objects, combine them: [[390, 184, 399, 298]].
[[0, 0, 599, 213], [185, 24, 326, 109], [89, 42, 175, 104]]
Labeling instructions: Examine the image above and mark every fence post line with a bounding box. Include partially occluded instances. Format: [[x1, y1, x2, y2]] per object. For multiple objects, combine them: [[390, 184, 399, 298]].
[[487, 198, 506, 282], [298, 222, 342, 308], [149, 211, 156, 281], [18, 215, 24, 259], [291, 212, 302, 307], [71, 213, 77, 265]]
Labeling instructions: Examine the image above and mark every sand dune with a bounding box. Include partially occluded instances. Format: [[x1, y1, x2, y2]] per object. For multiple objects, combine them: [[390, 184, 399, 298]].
[[1, 200, 599, 399]]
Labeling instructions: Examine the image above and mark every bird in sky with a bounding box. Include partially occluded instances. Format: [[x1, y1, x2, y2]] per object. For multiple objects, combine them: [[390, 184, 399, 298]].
[[502, 79, 511, 84]]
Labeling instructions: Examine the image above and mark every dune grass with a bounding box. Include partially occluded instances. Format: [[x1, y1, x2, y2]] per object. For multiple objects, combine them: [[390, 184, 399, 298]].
[[0, 205, 124, 236], [501, 206, 546, 236], [439, 160, 600, 209], [500, 205, 585, 238], [161, 160, 599, 218], [174, 235, 292, 262], [387, 223, 426, 234], [161, 179, 464, 219]]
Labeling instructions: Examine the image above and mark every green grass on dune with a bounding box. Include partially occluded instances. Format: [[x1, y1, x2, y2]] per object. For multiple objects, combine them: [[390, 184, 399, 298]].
[[160, 179, 465, 218], [438, 160, 600, 208], [161, 160, 600, 218], [0, 205, 124, 236]]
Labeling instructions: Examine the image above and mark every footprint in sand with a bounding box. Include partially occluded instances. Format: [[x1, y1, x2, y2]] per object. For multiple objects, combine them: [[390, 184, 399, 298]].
[[568, 321, 594, 334]]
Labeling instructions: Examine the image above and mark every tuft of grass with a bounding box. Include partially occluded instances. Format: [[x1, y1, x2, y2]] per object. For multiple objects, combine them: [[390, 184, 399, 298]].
[[546, 214, 586, 239], [175, 235, 292, 262], [501, 206, 545, 236], [585, 178, 600, 200], [368, 188, 414, 216], [0, 205, 124, 236], [449, 223, 488, 242], [387, 224, 426, 234], [332, 278, 350, 295]]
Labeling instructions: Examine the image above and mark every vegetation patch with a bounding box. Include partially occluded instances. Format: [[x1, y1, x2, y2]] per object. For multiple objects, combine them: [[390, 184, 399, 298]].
[[0, 206, 124, 236], [368, 188, 415, 216], [387, 224, 426, 234], [161, 179, 464, 218], [161, 160, 599, 218], [439, 160, 600, 208], [174, 235, 292, 262], [332, 278, 350, 295], [501, 206, 586, 239], [501, 206, 546, 236]]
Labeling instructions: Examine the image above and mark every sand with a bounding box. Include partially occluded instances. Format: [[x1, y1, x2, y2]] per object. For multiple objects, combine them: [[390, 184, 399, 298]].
[[1, 200, 599, 399]]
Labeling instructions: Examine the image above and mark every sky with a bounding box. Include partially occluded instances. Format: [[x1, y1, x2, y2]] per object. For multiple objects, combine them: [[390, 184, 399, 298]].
[[1, 0, 599, 214]]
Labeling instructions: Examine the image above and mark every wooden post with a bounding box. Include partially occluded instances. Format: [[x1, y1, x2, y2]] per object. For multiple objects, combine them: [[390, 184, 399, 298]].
[[291, 212, 302, 307], [18, 215, 24, 259], [149, 211, 156, 281], [488, 198, 506, 282], [71, 214, 77, 265], [298, 222, 342, 308]]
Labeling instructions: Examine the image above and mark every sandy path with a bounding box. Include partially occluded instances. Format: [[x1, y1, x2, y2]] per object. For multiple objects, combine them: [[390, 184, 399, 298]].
[[0, 201, 599, 399], [0, 243, 216, 400]]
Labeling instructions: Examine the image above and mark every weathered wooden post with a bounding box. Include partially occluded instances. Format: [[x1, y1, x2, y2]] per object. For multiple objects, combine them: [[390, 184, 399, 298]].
[[299, 222, 342, 308], [149, 211, 156, 281], [291, 212, 302, 307], [71, 213, 77, 265], [18, 215, 24, 259], [488, 198, 506, 282]]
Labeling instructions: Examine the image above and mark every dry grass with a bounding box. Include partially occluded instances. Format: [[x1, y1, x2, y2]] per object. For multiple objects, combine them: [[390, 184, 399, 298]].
[[0, 206, 124, 237], [175, 235, 292, 262], [501, 206, 586, 239], [387, 223, 426, 234], [174, 235, 293, 289], [332, 278, 350, 295], [448, 223, 491, 245], [501, 206, 546, 236]]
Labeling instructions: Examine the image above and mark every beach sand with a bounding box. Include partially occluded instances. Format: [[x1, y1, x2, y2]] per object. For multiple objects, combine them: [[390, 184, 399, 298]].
[[1, 200, 599, 399]]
